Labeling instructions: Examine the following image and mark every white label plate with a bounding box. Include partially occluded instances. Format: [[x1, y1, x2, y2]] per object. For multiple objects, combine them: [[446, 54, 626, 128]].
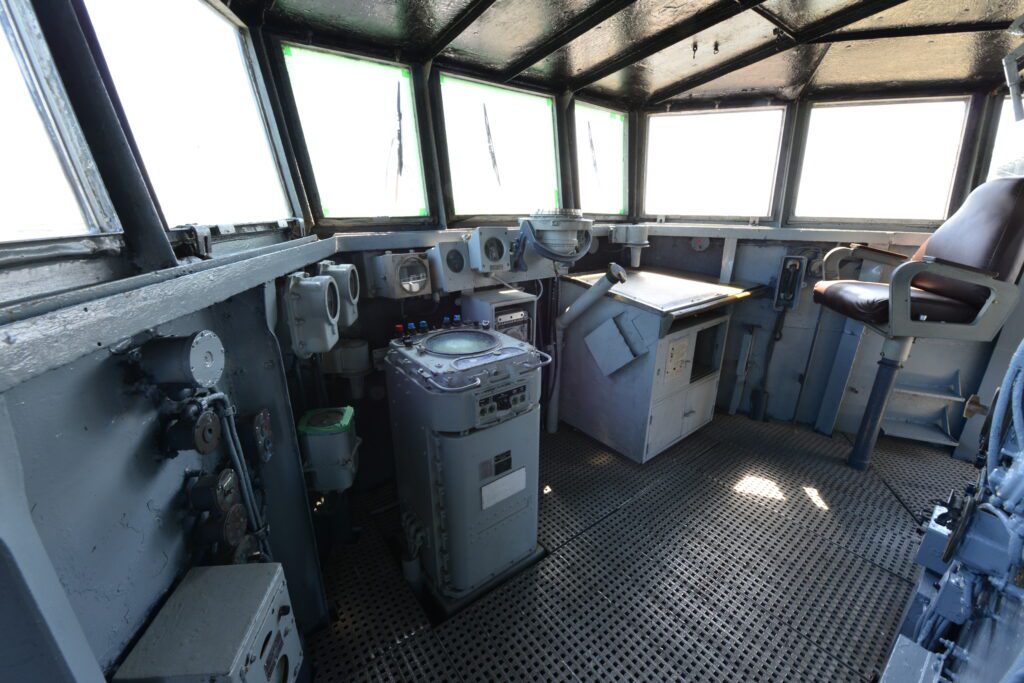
[[481, 467, 526, 510]]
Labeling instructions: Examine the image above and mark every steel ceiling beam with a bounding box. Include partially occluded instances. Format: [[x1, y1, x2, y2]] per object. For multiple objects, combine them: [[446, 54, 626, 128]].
[[648, 0, 912, 104], [498, 0, 640, 82], [422, 0, 500, 61], [568, 0, 768, 91], [808, 21, 1010, 43], [750, 5, 797, 42]]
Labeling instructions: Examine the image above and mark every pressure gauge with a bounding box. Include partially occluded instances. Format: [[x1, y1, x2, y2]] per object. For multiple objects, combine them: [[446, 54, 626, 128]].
[[690, 236, 711, 252], [446, 248, 466, 273], [484, 237, 505, 263], [397, 256, 429, 294]]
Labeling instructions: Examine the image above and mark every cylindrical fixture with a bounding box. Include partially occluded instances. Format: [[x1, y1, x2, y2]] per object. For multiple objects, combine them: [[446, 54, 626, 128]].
[[547, 264, 627, 433], [189, 469, 241, 514], [196, 502, 248, 548], [139, 330, 225, 388], [163, 408, 221, 456], [848, 337, 914, 470], [237, 409, 274, 464]]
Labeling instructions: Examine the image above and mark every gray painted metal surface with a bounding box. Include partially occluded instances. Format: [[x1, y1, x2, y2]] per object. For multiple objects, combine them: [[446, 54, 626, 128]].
[[0, 394, 104, 682], [0, 237, 339, 392], [6, 297, 327, 669], [814, 256, 887, 435], [113, 563, 301, 683], [956, 281, 1024, 460], [0, 237, 335, 675]]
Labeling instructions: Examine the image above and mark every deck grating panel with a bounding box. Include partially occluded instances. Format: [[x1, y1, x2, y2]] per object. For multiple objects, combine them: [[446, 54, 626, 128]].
[[312, 415, 971, 681]]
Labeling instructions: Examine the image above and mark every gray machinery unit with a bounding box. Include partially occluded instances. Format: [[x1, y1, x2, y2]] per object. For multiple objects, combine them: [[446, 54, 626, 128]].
[[881, 335, 1024, 683], [113, 563, 302, 683], [558, 270, 746, 463], [384, 325, 550, 603], [461, 288, 538, 344]]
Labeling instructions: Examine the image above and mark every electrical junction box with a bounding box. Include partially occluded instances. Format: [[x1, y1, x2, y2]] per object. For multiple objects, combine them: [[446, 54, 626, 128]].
[[365, 251, 432, 299], [461, 288, 538, 344], [298, 407, 360, 493], [113, 563, 302, 683], [468, 227, 511, 274]]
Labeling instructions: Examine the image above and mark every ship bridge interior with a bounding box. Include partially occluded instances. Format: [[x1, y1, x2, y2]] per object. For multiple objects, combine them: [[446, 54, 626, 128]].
[[4, 0, 1024, 682]]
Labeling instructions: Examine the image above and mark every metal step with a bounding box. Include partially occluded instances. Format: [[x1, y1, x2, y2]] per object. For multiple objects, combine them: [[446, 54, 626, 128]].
[[880, 419, 959, 447]]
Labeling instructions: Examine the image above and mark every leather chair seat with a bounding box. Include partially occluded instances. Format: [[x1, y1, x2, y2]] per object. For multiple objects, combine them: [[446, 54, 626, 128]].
[[813, 280, 978, 325]]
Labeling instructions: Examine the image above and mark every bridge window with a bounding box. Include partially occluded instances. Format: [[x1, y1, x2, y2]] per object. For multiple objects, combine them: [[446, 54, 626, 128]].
[[281, 45, 427, 219], [988, 98, 1024, 180], [440, 75, 559, 216], [85, 0, 290, 228], [644, 108, 784, 219], [575, 102, 627, 216], [0, 16, 90, 242], [795, 99, 967, 222]]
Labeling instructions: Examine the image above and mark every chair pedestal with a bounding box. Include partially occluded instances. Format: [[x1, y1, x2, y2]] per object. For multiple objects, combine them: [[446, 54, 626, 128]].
[[848, 337, 915, 470]]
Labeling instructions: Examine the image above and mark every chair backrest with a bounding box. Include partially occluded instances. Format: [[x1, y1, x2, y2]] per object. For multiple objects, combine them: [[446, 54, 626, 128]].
[[911, 176, 1024, 308]]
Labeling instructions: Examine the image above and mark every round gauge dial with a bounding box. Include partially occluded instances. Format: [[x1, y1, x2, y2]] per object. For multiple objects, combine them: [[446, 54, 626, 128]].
[[690, 236, 711, 253], [397, 257, 429, 294], [445, 248, 465, 273], [484, 237, 505, 263]]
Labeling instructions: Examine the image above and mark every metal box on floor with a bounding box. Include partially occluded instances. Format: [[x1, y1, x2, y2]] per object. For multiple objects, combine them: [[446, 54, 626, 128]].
[[113, 563, 302, 683], [559, 270, 741, 463]]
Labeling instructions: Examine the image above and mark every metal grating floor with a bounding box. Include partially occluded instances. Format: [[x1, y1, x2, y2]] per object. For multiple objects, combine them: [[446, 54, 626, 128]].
[[309, 414, 978, 682]]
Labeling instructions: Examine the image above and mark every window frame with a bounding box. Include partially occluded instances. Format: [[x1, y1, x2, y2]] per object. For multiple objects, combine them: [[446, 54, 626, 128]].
[[977, 94, 1024, 184], [268, 35, 437, 231], [640, 102, 789, 225], [432, 68, 563, 227], [784, 94, 973, 230], [83, 0, 302, 237], [573, 97, 629, 221], [0, 0, 122, 249]]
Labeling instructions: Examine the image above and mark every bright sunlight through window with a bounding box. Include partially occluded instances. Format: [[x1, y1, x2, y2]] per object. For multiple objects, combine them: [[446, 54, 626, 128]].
[[575, 102, 627, 215], [0, 26, 88, 242], [733, 475, 785, 500], [441, 75, 559, 215], [283, 45, 427, 219], [988, 98, 1024, 180], [645, 108, 784, 218], [795, 100, 966, 221], [85, 0, 289, 228]]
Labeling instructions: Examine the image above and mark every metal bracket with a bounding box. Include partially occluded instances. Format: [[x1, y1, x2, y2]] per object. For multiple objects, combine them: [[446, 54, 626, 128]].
[[179, 225, 213, 259]]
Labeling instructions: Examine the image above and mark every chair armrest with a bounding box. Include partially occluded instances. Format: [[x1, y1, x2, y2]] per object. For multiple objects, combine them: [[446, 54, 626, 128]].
[[822, 244, 909, 280], [919, 255, 998, 278], [887, 259, 1019, 341]]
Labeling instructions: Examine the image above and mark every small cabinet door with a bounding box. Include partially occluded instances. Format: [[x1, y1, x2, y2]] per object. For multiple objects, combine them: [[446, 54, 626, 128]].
[[683, 377, 717, 437]]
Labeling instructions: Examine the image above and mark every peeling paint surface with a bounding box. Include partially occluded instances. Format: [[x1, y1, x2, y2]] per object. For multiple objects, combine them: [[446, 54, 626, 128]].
[[443, 0, 603, 71], [261, 0, 1021, 102], [838, 0, 1024, 33], [525, 0, 717, 82], [810, 31, 1015, 91], [588, 10, 777, 100], [668, 43, 830, 102], [272, 0, 475, 51]]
